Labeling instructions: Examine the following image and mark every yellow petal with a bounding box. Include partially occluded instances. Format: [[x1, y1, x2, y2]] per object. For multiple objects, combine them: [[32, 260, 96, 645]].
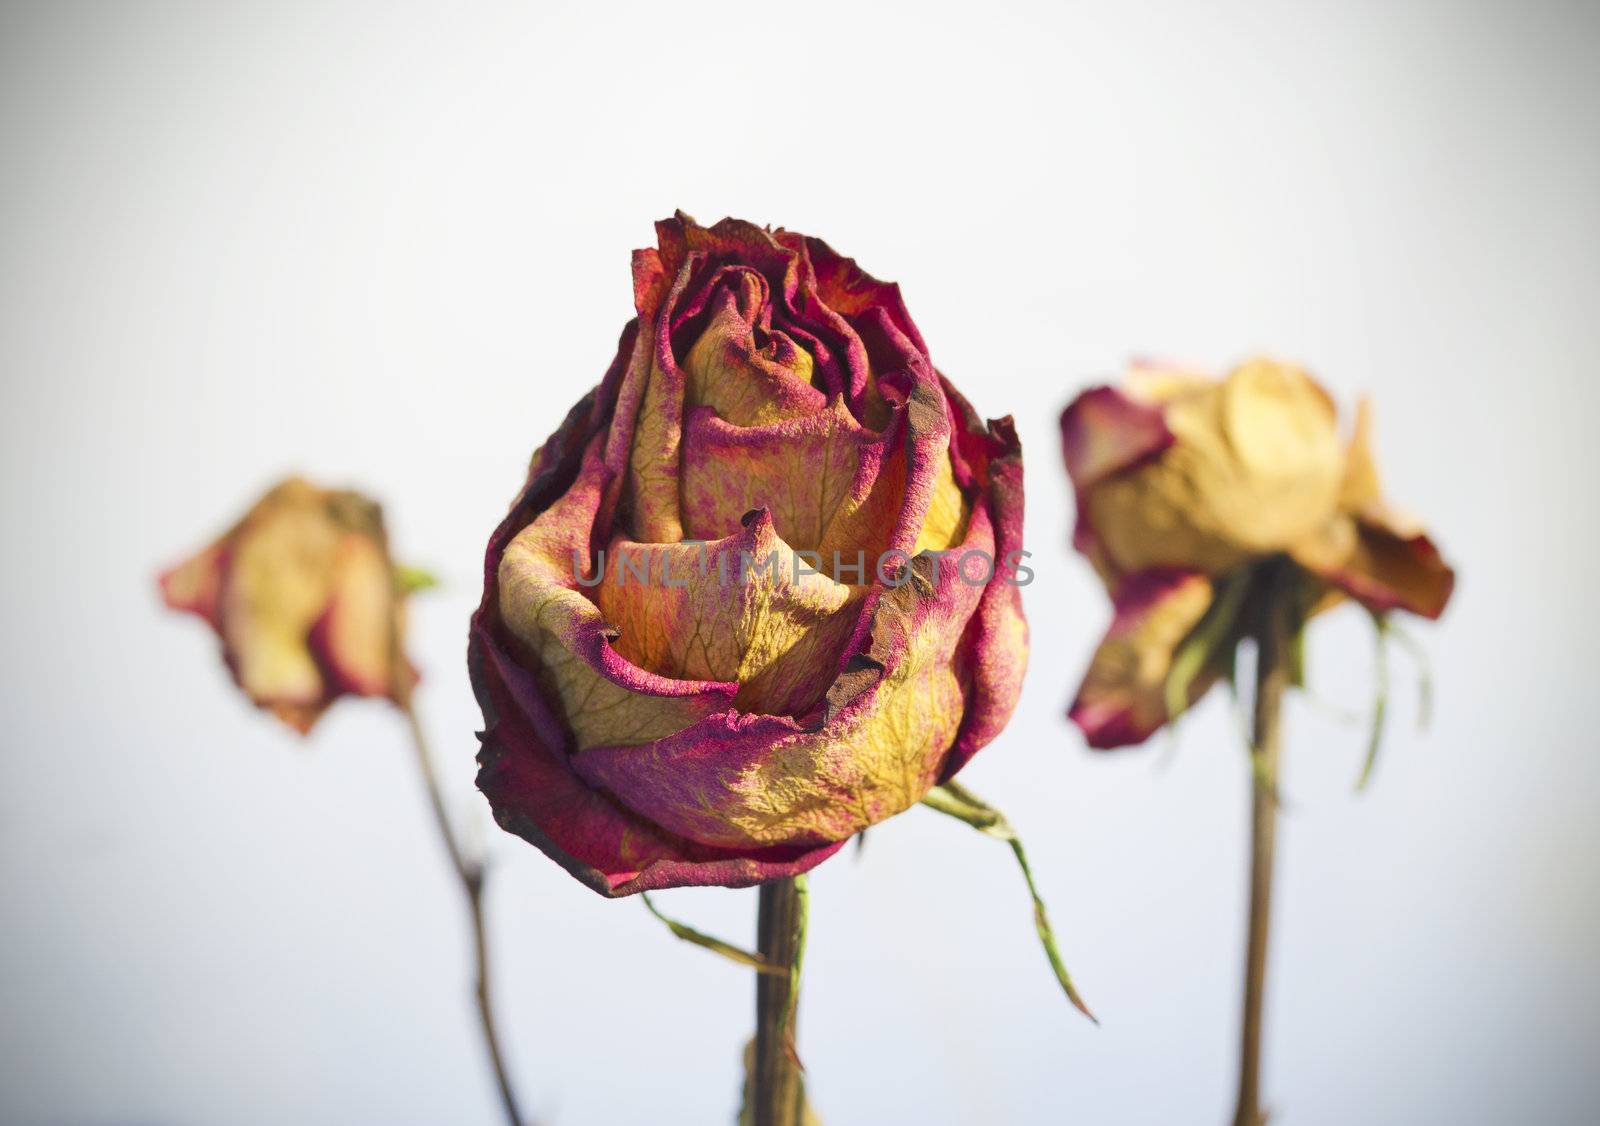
[[1087, 357, 1345, 575], [596, 510, 863, 717], [1340, 397, 1384, 512], [679, 397, 967, 561], [573, 506, 998, 848], [620, 326, 686, 544], [1069, 570, 1217, 747], [1123, 358, 1214, 404], [498, 435, 732, 751], [222, 490, 341, 707], [683, 271, 823, 427], [319, 533, 400, 697]]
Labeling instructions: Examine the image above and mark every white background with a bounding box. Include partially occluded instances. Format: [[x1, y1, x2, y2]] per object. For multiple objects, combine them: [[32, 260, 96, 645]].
[[2, 1, 1597, 1123]]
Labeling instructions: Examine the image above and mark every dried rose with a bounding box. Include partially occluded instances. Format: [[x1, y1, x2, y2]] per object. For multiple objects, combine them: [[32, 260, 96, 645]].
[[160, 477, 413, 733], [471, 214, 1028, 896], [1061, 357, 1454, 748]]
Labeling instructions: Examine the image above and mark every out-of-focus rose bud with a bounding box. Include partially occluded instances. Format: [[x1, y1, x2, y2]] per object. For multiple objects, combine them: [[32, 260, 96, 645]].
[[160, 478, 415, 733], [1061, 358, 1455, 748], [471, 213, 1027, 896]]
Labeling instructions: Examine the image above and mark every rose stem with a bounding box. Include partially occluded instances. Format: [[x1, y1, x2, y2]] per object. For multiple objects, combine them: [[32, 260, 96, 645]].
[[753, 876, 807, 1126], [403, 702, 525, 1126], [1233, 567, 1293, 1126]]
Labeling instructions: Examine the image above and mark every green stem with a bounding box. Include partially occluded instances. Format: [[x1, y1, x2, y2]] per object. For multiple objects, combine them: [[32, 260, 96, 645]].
[[752, 876, 807, 1126]]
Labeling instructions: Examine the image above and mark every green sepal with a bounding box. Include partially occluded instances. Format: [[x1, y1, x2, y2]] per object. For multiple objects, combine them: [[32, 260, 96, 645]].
[[1356, 610, 1392, 791], [1284, 566, 1319, 690], [1163, 569, 1252, 732], [1286, 613, 1308, 689], [922, 781, 1096, 1023], [394, 563, 440, 595], [1386, 620, 1434, 732], [641, 892, 786, 976]]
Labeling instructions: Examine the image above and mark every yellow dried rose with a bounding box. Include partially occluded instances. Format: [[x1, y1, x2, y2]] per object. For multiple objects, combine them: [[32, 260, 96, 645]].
[[159, 477, 414, 733], [1061, 357, 1454, 747]]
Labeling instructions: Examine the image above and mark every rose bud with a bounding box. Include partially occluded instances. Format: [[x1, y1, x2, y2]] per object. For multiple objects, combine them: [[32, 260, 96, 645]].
[[160, 477, 415, 733], [471, 213, 1027, 896], [1060, 357, 1455, 749]]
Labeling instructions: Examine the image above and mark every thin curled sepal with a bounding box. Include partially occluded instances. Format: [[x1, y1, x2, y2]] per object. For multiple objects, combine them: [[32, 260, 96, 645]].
[[1387, 620, 1435, 731], [394, 563, 440, 595], [1354, 610, 1392, 791], [921, 780, 1097, 1023], [1163, 569, 1253, 732], [640, 892, 786, 976], [1339, 607, 1433, 793], [1357, 604, 1436, 791]]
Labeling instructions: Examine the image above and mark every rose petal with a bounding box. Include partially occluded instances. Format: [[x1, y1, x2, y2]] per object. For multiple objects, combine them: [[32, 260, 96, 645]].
[[680, 399, 885, 552], [1067, 568, 1217, 749], [939, 388, 1028, 779], [1122, 358, 1214, 404], [309, 533, 399, 698], [475, 385, 847, 896], [1059, 385, 1173, 491], [1339, 397, 1383, 511], [158, 541, 227, 628], [596, 509, 863, 717], [681, 269, 825, 426], [1083, 358, 1345, 576], [1060, 383, 1175, 578], [1289, 397, 1456, 619], [497, 431, 738, 751], [1292, 509, 1455, 619], [618, 282, 692, 545], [220, 490, 341, 710], [473, 627, 845, 897], [573, 505, 997, 850]]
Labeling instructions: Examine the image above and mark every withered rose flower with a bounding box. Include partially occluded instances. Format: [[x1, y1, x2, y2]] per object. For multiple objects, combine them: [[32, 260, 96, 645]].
[[471, 213, 1027, 896], [1061, 357, 1455, 748], [160, 477, 413, 733]]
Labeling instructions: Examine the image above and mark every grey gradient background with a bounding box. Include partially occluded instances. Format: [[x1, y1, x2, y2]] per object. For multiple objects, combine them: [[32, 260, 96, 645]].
[[2, 1, 1597, 1123]]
